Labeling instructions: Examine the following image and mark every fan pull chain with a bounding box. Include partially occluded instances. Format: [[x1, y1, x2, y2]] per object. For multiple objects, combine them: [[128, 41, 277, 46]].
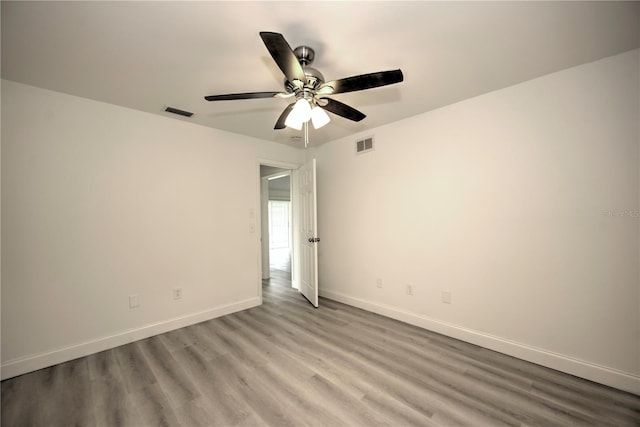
[[304, 121, 309, 148]]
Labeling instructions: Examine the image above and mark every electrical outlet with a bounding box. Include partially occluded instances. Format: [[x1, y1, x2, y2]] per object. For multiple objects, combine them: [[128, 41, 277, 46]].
[[173, 287, 183, 300], [406, 284, 413, 296], [442, 291, 451, 304], [376, 278, 383, 288], [129, 294, 139, 308]]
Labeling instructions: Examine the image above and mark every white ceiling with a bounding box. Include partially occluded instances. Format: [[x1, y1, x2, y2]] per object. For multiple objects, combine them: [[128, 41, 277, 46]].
[[2, 1, 638, 147]]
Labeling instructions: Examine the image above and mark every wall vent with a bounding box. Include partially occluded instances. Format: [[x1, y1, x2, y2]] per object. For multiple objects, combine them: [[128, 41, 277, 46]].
[[164, 106, 194, 118], [355, 136, 375, 154]]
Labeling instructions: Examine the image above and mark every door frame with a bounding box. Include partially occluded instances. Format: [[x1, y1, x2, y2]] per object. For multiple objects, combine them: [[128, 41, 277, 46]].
[[256, 159, 301, 304]]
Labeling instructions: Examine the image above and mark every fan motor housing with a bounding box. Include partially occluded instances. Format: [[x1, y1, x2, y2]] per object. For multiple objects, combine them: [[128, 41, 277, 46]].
[[284, 46, 324, 93], [285, 67, 324, 91]]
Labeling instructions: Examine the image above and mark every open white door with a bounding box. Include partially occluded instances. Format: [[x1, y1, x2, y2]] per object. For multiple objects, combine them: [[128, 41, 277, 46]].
[[299, 158, 319, 307]]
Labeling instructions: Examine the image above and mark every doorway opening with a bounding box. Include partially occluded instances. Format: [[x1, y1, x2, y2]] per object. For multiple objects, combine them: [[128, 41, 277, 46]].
[[267, 179, 291, 278], [259, 163, 298, 296]]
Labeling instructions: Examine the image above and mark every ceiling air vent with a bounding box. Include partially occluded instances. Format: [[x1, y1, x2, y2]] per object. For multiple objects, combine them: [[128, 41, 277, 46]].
[[355, 136, 374, 154], [164, 106, 194, 118]]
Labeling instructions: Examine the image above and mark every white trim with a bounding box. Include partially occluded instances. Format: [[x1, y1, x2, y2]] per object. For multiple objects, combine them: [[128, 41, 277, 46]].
[[257, 159, 300, 171], [265, 171, 291, 181], [319, 289, 640, 395], [260, 177, 270, 280], [290, 168, 301, 291], [1, 297, 260, 380]]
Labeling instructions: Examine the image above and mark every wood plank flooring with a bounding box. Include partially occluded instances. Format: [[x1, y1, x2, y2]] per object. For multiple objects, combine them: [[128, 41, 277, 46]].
[[2, 270, 640, 426]]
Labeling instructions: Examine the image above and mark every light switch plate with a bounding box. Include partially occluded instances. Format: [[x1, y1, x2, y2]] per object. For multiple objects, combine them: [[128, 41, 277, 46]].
[[129, 294, 140, 308], [442, 291, 451, 304]]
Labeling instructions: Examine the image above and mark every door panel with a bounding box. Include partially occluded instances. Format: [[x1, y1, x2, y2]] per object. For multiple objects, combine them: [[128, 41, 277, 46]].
[[299, 158, 318, 307]]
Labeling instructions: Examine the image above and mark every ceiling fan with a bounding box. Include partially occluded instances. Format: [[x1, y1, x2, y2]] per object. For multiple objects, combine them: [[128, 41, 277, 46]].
[[204, 32, 404, 132]]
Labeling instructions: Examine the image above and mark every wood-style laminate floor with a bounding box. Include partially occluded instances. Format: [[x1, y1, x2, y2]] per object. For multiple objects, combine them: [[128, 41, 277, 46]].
[[2, 270, 640, 426]]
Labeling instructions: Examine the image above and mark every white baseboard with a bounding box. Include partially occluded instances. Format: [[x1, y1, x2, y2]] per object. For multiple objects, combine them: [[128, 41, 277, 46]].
[[319, 289, 640, 395], [1, 297, 261, 380]]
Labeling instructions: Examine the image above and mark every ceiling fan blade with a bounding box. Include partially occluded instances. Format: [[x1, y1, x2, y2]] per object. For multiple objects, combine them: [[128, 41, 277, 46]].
[[320, 69, 403, 95], [204, 91, 282, 101], [259, 32, 307, 85], [319, 98, 366, 122], [274, 103, 295, 129]]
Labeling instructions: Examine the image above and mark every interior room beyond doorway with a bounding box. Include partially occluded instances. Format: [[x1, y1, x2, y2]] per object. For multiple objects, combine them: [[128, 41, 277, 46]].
[[260, 165, 292, 281]]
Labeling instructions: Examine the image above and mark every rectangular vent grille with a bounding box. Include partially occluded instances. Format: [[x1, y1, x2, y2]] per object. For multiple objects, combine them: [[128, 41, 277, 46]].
[[164, 106, 194, 117], [355, 136, 374, 154]]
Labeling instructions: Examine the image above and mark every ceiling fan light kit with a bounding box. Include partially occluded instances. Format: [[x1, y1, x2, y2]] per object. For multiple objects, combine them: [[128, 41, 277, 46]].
[[285, 98, 331, 130], [204, 32, 404, 144], [310, 104, 331, 129], [285, 98, 313, 130]]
